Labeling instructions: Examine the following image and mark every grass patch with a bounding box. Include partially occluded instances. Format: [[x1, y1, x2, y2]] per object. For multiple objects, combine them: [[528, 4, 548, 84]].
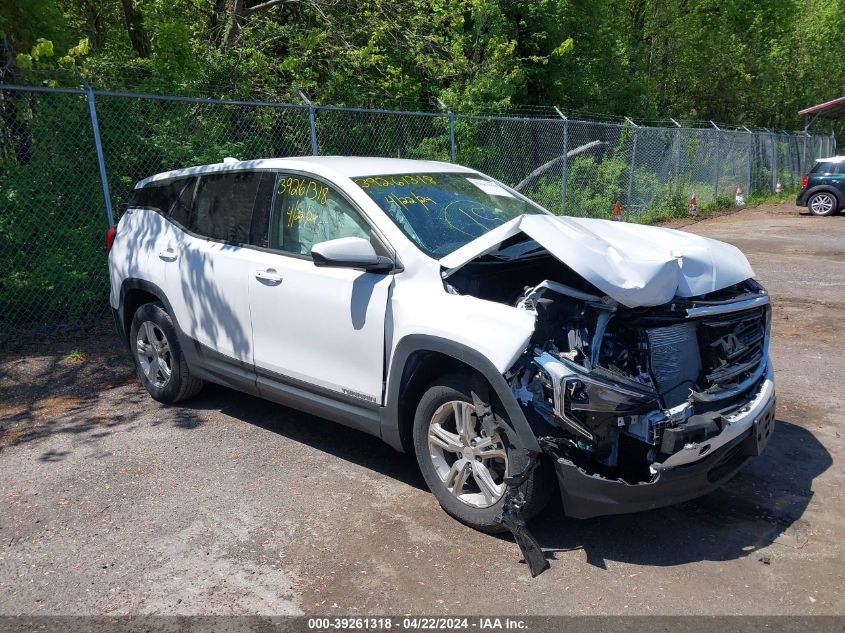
[[66, 349, 85, 362]]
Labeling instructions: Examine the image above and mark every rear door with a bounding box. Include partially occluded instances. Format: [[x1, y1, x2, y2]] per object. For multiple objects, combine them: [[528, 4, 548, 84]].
[[112, 179, 190, 310], [248, 172, 394, 405], [167, 171, 266, 390], [130, 177, 197, 324]]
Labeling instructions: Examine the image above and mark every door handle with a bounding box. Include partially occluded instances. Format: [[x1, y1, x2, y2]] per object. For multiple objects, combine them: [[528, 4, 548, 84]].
[[158, 249, 177, 262], [255, 269, 283, 285]]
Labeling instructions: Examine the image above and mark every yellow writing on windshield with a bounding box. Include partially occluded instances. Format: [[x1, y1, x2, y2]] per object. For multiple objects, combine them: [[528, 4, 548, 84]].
[[384, 191, 437, 212], [442, 200, 505, 237], [354, 174, 437, 189]]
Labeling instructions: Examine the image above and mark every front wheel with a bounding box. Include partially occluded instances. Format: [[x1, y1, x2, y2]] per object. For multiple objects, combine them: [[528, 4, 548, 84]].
[[808, 191, 838, 216], [413, 374, 549, 532]]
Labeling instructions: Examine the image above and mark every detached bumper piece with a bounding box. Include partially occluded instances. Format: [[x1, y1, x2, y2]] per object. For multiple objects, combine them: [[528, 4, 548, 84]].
[[548, 397, 776, 519], [472, 392, 550, 577], [495, 451, 550, 578]]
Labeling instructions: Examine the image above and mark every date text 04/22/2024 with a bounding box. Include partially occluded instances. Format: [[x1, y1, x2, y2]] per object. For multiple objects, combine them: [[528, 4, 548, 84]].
[[306, 617, 528, 630]]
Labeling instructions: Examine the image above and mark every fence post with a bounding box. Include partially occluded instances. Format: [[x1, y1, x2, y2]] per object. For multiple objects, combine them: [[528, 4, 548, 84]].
[[743, 126, 753, 196], [711, 121, 721, 201], [308, 107, 318, 156], [802, 114, 810, 174], [626, 118, 638, 211], [448, 112, 456, 163], [77, 72, 114, 227], [769, 130, 777, 192], [554, 107, 568, 214], [670, 118, 682, 197], [294, 87, 319, 156], [435, 98, 456, 162]]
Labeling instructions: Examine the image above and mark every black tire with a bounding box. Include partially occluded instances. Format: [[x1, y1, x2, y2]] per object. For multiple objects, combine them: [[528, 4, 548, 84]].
[[807, 191, 839, 217], [129, 302, 203, 403], [412, 373, 550, 533]]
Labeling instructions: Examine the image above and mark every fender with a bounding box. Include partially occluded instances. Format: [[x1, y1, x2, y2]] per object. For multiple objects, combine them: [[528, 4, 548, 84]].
[[381, 334, 540, 454], [804, 184, 844, 207], [117, 278, 179, 345], [117, 277, 205, 376]]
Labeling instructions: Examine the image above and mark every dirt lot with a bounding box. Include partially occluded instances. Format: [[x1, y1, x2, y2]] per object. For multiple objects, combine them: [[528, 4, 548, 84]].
[[1, 201, 844, 616]]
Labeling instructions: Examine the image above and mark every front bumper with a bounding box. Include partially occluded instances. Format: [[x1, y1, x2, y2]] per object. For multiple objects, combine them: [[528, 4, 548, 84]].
[[549, 363, 776, 519]]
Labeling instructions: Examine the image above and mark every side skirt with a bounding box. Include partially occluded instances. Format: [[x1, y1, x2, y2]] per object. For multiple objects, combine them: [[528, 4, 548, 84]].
[[188, 338, 383, 440]]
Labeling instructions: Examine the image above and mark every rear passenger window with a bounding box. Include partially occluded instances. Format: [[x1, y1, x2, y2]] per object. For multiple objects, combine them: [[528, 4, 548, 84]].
[[191, 172, 262, 243], [269, 174, 371, 256], [812, 162, 833, 174]]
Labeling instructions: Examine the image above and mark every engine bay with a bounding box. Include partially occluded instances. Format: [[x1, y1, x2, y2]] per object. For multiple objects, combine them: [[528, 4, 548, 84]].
[[444, 245, 771, 484]]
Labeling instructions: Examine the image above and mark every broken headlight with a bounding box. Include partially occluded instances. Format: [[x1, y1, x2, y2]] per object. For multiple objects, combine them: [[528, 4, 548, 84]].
[[532, 352, 659, 451]]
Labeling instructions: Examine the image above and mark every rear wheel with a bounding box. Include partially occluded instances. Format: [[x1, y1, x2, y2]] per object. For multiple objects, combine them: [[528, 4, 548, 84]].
[[808, 191, 838, 216], [413, 374, 549, 532], [129, 302, 203, 403]]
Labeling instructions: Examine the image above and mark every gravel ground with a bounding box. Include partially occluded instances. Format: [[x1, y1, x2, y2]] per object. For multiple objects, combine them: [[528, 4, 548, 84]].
[[1, 201, 843, 616]]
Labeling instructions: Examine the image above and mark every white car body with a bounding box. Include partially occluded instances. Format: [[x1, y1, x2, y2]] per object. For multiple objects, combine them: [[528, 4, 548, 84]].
[[109, 156, 775, 520]]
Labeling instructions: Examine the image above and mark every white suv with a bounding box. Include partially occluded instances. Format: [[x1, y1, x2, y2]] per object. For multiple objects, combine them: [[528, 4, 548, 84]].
[[108, 157, 775, 540]]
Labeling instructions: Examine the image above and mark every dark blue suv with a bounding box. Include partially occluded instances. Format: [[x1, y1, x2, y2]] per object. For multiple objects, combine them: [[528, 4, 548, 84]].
[[796, 157, 845, 216]]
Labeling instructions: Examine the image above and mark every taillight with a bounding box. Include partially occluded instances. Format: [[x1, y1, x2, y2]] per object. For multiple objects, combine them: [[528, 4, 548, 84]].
[[801, 175, 809, 189], [106, 226, 117, 253]]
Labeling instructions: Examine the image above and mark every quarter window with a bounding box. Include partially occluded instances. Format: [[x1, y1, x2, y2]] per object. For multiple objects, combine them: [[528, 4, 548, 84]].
[[131, 178, 193, 215], [191, 172, 262, 243], [269, 174, 371, 256]]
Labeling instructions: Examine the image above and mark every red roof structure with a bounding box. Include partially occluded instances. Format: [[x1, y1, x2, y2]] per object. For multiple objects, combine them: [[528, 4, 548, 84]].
[[798, 96, 845, 119]]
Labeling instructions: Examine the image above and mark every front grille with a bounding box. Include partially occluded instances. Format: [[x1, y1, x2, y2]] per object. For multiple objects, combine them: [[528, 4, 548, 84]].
[[696, 305, 768, 393]]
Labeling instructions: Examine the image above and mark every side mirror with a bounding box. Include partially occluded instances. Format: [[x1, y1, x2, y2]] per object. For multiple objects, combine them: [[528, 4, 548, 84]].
[[311, 237, 394, 272]]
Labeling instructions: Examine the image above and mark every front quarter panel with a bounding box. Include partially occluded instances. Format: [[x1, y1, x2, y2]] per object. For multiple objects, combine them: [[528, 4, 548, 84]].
[[388, 275, 536, 378], [382, 268, 539, 454]]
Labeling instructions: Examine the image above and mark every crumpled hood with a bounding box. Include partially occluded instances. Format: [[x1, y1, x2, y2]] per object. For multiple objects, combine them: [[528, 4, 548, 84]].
[[440, 214, 755, 308]]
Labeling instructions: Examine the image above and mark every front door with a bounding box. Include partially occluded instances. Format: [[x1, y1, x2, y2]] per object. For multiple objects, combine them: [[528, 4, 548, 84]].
[[248, 172, 393, 404]]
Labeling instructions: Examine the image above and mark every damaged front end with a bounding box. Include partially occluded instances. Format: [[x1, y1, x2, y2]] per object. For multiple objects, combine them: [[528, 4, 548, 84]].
[[506, 278, 776, 519]]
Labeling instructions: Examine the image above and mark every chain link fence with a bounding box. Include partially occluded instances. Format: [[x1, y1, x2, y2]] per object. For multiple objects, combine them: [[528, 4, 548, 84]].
[[0, 82, 836, 342]]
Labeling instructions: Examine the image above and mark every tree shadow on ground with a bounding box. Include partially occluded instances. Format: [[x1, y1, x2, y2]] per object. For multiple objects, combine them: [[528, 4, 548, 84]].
[[0, 331, 205, 456], [2, 338, 831, 571]]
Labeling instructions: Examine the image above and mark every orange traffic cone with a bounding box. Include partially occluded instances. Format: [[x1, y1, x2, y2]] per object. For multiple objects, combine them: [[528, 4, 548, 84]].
[[735, 183, 745, 206], [612, 200, 622, 220], [688, 192, 697, 216], [775, 178, 783, 195]]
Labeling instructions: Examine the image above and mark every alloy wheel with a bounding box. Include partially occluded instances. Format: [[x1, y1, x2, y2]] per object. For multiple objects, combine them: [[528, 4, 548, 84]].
[[136, 321, 173, 389], [810, 193, 835, 215], [427, 400, 509, 508]]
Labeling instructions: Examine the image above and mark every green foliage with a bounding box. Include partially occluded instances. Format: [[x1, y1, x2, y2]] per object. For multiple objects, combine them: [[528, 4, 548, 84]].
[[2, 0, 840, 129], [0, 0, 839, 336]]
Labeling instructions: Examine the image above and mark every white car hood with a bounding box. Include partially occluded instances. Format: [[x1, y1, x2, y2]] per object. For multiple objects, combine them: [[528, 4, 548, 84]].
[[440, 214, 755, 308]]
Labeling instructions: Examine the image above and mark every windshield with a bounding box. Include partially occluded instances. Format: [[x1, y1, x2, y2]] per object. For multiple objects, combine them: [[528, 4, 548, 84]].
[[352, 172, 547, 257]]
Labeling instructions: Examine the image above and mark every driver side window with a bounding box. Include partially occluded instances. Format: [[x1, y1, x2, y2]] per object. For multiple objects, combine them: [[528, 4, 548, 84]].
[[270, 174, 371, 256]]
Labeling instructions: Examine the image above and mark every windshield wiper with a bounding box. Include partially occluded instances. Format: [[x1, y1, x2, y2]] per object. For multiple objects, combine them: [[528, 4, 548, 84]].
[[485, 239, 544, 262]]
